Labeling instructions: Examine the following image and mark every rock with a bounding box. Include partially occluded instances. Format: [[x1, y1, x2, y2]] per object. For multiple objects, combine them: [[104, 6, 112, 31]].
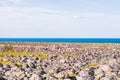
[[7, 76, 15, 80], [0, 63, 3, 68], [40, 70, 46, 75], [64, 79, 71, 80], [47, 69, 55, 74], [0, 67, 3, 72], [53, 72, 64, 79], [5, 71, 11, 76], [109, 59, 119, 72], [21, 56, 28, 62], [23, 77, 29, 80], [100, 64, 113, 72], [76, 71, 89, 80], [15, 71, 25, 78], [11, 66, 18, 71], [101, 76, 117, 80], [27, 62, 36, 69], [60, 58, 65, 63], [117, 70, 120, 77], [88, 67, 95, 76], [69, 77, 76, 80], [19, 73, 25, 79], [25, 72, 31, 78], [0, 75, 5, 80], [3, 65, 11, 71], [3, 64, 11, 69], [22, 63, 29, 69], [47, 77, 55, 80], [95, 69, 105, 79], [29, 74, 41, 80], [56, 67, 64, 73]]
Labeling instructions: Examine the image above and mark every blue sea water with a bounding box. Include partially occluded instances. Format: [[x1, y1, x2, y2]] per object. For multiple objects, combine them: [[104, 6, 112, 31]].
[[0, 38, 120, 43]]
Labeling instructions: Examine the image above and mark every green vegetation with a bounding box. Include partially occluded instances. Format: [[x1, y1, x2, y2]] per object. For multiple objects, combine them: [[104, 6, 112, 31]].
[[0, 51, 49, 60], [0, 52, 33, 57], [4, 46, 14, 52], [39, 53, 49, 59], [0, 60, 11, 65], [17, 63, 23, 67], [86, 63, 98, 67], [68, 73, 77, 77], [0, 51, 49, 66]]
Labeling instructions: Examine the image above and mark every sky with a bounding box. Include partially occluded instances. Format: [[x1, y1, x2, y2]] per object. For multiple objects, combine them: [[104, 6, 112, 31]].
[[0, 0, 120, 38]]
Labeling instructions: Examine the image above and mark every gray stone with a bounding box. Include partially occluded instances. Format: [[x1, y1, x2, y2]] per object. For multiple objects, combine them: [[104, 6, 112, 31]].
[[0, 75, 5, 80], [0, 63, 3, 68]]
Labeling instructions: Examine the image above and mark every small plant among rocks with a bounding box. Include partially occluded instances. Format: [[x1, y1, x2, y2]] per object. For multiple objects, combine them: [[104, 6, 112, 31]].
[[4, 46, 14, 52]]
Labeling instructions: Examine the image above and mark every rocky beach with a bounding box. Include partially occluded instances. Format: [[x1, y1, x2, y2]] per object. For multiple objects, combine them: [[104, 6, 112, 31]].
[[0, 43, 120, 80]]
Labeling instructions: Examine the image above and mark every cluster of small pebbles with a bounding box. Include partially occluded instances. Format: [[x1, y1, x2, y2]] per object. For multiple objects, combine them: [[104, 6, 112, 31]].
[[0, 43, 120, 80]]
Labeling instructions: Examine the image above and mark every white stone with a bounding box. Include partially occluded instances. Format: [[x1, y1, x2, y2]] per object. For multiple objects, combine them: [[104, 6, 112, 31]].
[[29, 74, 40, 80]]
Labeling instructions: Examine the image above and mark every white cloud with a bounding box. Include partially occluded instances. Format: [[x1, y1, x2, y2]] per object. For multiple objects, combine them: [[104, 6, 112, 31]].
[[0, 7, 63, 16], [0, 6, 120, 38], [0, 0, 24, 6]]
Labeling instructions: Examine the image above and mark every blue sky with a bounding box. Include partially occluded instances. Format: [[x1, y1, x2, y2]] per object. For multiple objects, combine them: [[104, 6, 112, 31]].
[[0, 0, 120, 38]]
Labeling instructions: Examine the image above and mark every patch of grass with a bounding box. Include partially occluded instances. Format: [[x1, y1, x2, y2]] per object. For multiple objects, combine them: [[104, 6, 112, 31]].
[[17, 63, 23, 67], [3, 46, 14, 52], [87, 63, 98, 67], [0, 52, 49, 60], [0, 60, 11, 65], [68, 73, 77, 77], [0, 52, 10, 57], [39, 53, 49, 59], [8, 57, 19, 62], [0, 52, 33, 57], [0, 52, 45, 61]]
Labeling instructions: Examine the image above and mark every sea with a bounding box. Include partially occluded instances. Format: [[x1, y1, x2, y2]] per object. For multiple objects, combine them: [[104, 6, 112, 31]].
[[0, 38, 120, 43]]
